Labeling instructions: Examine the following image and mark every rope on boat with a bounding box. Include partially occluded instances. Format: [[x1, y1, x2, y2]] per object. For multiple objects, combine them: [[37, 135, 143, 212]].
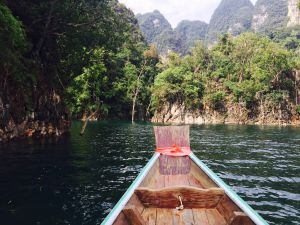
[[175, 195, 184, 210]]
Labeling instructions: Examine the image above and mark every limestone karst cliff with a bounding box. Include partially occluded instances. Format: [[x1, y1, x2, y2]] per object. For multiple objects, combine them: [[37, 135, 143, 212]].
[[136, 11, 208, 55], [287, 0, 300, 27], [252, 0, 288, 32]]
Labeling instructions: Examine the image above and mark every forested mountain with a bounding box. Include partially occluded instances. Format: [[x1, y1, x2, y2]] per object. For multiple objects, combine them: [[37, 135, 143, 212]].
[[136, 11, 208, 55], [206, 0, 254, 42], [137, 0, 300, 54], [175, 20, 208, 54], [252, 0, 288, 33], [136, 10, 172, 43], [136, 10, 181, 54]]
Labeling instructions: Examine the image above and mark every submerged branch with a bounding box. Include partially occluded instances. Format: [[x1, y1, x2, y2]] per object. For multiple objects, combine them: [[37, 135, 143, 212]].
[[80, 109, 98, 136]]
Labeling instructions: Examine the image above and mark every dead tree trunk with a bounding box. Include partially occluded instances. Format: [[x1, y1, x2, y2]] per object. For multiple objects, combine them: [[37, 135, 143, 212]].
[[131, 93, 138, 123], [146, 98, 152, 118], [294, 70, 299, 105], [80, 110, 98, 136], [131, 61, 147, 123]]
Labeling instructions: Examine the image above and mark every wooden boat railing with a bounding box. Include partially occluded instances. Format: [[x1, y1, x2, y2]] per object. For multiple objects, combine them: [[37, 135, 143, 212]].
[[101, 153, 160, 225], [189, 153, 268, 225]]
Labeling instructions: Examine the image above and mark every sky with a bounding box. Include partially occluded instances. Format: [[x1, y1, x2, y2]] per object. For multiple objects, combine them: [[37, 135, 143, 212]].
[[119, 0, 258, 28]]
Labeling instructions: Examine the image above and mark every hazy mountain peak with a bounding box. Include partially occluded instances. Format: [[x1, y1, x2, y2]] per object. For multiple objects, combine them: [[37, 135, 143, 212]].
[[136, 10, 172, 44], [206, 0, 254, 42], [136, 0, 294, 55]]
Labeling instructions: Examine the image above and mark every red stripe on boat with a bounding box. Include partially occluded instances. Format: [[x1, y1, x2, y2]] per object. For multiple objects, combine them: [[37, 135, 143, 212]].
[[156, 144, 191, 156]]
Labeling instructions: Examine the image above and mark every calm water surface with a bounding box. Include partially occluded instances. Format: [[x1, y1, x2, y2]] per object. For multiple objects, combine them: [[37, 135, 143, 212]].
[[0, 121, 299, 225]]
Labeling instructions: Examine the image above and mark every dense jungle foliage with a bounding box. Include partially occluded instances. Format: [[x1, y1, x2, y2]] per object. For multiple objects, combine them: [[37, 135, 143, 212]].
[[151, 33, 300, 119], [0, 0, 159, 127]]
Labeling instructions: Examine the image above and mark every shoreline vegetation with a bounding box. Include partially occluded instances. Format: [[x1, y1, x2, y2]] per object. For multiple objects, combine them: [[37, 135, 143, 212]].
[[0, 1, 299, 141], [151, 34, 300, 126]]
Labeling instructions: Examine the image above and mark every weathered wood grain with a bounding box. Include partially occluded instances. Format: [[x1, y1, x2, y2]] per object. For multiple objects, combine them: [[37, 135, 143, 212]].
[[142, 208, 157, 225], [122, 206, 146, 225], [164, 174, 190, 187], [153, 126, 190, 148], [190, 162, 217, 188], [229, 211, 255, 225], [156, 208, 173, 225], [159, 155, 191, 175], [135, 186, 225, 209], [127, 194, 144, 215], [187, 175, 204, 188], [173, 209, 195, 225], [193, 209, 209, 225], [140, 160, 159, 188], [206, 209, 226, 225], [216, 196, 241, 223], [113, 212, 130, 225], [181, 209, 194, 225], [152, 174, 165, 189]]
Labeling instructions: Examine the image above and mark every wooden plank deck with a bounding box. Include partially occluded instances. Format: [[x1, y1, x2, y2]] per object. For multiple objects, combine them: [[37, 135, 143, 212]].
[[142, 208, 226, 225]]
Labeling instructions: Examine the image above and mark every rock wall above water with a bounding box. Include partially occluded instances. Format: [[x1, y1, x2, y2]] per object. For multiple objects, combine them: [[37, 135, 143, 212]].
[[0, 91, 70, 142], [287, 0, 300, 27], [152, 102, 300, 126]]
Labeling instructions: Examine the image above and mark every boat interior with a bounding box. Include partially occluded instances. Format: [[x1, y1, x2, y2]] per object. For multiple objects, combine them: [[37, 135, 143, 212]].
[[113, 155, 255, 225]]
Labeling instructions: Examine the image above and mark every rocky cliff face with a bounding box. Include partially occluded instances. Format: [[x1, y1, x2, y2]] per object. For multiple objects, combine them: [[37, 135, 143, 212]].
[[0, 91, 70, 142], [152, 102, 300, 126], [252, 0, 288, 32], [287, 0, 300, 27]]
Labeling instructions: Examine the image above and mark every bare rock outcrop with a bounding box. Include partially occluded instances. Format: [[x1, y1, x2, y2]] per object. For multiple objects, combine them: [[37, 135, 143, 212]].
[[287, 0, 300, 27]]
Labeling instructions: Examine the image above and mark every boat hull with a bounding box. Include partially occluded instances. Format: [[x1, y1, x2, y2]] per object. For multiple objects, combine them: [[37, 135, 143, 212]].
[[101, 153, 268, 225]]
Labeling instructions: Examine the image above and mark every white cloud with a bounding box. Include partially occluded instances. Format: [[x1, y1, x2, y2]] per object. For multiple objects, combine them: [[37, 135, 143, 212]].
[[119, 0, 258, 28]]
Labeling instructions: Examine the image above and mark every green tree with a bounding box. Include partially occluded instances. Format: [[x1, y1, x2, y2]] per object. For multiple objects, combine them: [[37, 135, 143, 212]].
[[114, 44, 159, 122], [67, 49, 111, 134], [152, 52, 204, 113], [0, 3, 29, 100], [151, 32, 297, 121]]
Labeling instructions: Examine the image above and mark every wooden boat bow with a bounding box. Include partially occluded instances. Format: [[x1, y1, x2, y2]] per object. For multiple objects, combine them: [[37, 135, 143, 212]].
[[101, 126, 269, 225]]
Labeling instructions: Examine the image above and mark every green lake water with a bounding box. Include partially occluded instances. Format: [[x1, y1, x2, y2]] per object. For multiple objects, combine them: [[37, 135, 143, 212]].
[[0, 121, 299, 225]]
